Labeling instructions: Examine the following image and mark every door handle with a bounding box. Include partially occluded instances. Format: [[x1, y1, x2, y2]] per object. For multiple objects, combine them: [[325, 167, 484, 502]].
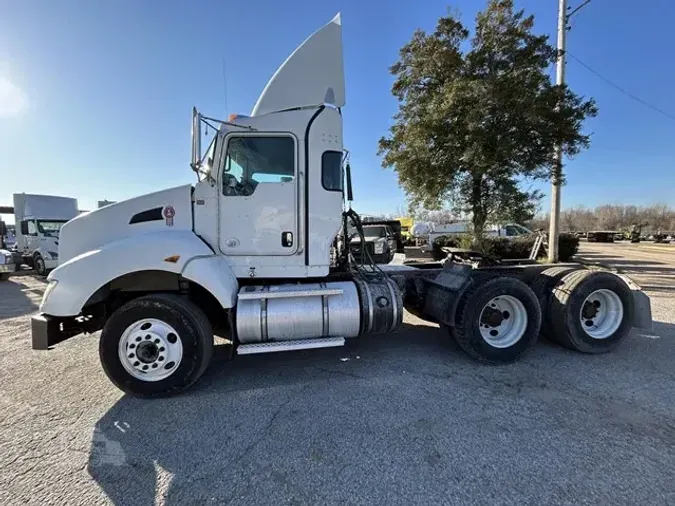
[[282, 231, 293, 247]]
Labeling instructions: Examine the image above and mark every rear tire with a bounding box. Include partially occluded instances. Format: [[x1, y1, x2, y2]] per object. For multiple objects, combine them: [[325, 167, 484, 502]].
[[549, 270, 633, 353], [530, 266, 579, 339], [451, 276, 541, 364], [99, 293, 214, 397]]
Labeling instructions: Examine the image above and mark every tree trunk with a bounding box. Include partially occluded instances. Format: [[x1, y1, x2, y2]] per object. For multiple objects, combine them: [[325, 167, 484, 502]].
[[471, 175, 487, 238]]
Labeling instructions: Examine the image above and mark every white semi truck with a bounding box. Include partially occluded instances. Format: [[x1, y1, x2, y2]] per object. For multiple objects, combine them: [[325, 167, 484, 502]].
[[31, 14, 652, 397], [0, 220, 18, 281], [13, 193, 79, 275]]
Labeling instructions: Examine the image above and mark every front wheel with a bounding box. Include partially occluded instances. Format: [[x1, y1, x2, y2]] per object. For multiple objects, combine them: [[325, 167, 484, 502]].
[[99, 293, 214, 397], [34, 254, 47, 276], [450, 276, 541, 364]]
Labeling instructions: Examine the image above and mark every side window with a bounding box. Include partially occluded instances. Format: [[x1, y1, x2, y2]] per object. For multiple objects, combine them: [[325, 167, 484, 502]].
[[222, 136, 295, 197], [322, 151, 343, 192], [504, 225, 518, 237], [26, 220, 38, 236]]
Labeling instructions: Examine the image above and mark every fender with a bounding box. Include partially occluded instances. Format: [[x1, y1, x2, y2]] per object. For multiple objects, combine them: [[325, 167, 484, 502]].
[[181, 255, 238, 310], [41, 230, 237, 316]]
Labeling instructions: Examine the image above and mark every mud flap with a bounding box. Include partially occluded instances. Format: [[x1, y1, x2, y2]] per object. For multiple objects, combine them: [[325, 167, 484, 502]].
[[618, 274, 653, 331], [421, 263, 473, 326]]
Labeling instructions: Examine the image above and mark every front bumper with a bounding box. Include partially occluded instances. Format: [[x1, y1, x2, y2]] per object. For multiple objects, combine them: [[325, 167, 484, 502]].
[[0, 262, 17, 274], [349, 244, 392, 264], [44, 259, 59, 270], [370, 252, 393, 264], [31, 313, 82, 350]]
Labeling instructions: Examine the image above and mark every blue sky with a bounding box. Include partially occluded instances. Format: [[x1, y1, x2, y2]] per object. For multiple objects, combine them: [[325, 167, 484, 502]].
[[1, 0, 674, 223]]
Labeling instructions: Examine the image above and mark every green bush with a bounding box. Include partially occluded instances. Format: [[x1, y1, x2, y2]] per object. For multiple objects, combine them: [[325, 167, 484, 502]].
[[432, 233, 579, 262]]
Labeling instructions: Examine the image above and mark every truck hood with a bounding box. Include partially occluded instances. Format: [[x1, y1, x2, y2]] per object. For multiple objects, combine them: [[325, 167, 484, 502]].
[[58, 185, 193, 264]]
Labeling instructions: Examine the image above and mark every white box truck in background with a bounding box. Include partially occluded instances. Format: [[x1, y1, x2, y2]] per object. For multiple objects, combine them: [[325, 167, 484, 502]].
[[14, 193, 79, 275]]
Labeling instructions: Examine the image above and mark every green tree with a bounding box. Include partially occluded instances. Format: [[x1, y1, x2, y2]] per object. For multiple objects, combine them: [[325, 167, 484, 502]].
[[378, 0, 597, 236]]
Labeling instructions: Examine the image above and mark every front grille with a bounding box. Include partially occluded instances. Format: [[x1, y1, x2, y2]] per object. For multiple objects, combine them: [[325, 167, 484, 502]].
[[350, 242, 375, 257]]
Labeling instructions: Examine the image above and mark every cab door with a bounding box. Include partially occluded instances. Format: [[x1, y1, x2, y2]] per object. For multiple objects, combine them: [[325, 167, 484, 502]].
[[218, 133, 299, 256]]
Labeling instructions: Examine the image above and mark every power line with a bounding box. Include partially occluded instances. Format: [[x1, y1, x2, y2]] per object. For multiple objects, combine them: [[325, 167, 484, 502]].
[[568, 52, 675, 122]]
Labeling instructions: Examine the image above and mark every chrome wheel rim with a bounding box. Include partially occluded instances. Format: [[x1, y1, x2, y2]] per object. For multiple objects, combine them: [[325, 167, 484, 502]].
[[478, 295, 528, 348], [580, 289, 623, 339], [118, 318, 183, 381]]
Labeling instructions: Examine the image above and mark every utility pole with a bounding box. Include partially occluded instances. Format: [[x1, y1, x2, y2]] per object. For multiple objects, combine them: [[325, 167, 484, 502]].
[[548, 0, 590, 262], [548, 0, 567, 263]]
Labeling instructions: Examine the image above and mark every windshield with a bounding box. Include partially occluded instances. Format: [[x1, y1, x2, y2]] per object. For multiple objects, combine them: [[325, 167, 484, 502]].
[[363, 226, 387, 238], [37, 220, 67, 236]]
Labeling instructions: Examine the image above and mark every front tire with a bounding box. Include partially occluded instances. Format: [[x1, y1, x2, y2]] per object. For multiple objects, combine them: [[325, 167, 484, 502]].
[[34, 254, 47, 276], [450, 276, 541, 364], [99, 293, 214, 397]]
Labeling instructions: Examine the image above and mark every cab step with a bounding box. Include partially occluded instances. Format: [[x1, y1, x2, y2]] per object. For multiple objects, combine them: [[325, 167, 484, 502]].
[[236, 337, 345, 355], [237, 287, 343, 300]]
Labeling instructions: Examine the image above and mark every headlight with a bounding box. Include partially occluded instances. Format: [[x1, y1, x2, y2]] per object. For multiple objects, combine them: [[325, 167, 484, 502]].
[[374, 242, 384, 254], [40, 280, 59, 310]]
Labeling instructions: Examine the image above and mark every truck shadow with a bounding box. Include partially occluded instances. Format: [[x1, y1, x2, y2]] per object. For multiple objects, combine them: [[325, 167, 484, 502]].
[[0, 277, 44, 319], [86, 320, 673, 505], [85, 323, 454, 504]]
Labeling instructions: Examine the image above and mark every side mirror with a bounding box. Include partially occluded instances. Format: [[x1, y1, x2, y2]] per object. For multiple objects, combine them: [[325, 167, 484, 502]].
[[345, 162, 353, 202], [190, 107, 201, 170], [20, 221, 29, 235]]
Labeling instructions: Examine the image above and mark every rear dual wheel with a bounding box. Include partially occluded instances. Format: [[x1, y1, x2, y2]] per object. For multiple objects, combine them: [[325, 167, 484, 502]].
[[546, 270, 633, 353], [449, 276, 541, 364]]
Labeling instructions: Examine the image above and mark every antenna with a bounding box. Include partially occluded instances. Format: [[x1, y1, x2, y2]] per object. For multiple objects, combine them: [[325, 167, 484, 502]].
[[222, 57, 229, 114]]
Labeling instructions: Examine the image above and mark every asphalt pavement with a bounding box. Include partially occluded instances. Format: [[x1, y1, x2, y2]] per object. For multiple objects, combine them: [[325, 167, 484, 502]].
[[0, 243, 674, 505]]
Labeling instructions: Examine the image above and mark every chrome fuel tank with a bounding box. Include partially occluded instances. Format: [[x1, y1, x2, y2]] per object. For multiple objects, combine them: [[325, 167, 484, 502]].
[[236, 281, 362, 344]]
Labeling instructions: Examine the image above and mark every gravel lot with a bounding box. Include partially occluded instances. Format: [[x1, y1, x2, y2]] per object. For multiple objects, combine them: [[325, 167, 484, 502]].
[[1, 244, 674, 505]]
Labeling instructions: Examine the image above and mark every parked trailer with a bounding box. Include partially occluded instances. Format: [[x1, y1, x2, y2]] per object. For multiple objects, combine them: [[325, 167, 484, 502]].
[[587, 231, 616, 243], [31, 14, 652, 397]]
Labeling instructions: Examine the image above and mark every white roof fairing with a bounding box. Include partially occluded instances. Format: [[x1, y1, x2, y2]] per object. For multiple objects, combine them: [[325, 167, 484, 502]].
[[251, 13, 345, 117]]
